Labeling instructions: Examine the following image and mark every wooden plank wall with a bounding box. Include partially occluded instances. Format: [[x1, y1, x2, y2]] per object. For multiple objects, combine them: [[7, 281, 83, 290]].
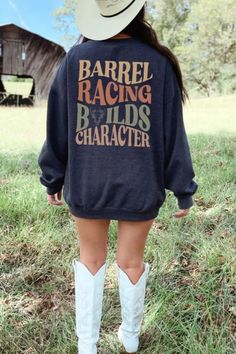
[[0, 24, 66, 99]]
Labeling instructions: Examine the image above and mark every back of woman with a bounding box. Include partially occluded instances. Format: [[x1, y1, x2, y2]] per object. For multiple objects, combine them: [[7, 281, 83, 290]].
[[38, 1, 198, 353]]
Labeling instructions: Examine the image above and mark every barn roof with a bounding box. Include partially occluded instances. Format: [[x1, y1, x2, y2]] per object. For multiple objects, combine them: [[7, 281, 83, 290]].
[[0, 23, 65, 52]]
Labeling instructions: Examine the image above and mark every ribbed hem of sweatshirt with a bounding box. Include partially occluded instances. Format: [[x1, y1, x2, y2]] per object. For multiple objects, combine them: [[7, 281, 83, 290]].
[[46, 186, 62, 195], [68, 206, 159, 221], [177, 195, 193, 209]]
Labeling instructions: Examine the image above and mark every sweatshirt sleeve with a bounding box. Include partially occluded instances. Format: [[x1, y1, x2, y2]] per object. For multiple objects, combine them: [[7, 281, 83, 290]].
[[163, 59, 198, 209], [37, 54, 68, 195]]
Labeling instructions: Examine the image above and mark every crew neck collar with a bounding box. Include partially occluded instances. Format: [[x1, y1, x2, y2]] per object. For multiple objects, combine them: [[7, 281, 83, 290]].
[[92, 37, 136, 43]]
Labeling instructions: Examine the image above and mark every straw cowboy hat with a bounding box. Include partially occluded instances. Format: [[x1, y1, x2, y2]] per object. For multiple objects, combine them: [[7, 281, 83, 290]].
[[76, 0, 147, 41]]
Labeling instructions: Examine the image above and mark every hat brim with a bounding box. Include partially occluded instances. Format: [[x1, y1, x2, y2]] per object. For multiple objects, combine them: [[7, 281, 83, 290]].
[[76, 0, 147, 40]]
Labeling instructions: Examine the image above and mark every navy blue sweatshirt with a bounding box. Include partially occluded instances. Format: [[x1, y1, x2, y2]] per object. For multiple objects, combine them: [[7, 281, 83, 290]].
[[38, 37, 198, 221]]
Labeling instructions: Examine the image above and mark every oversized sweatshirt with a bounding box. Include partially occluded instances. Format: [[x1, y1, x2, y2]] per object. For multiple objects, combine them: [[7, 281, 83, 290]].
[[38, 36, 198, 221]]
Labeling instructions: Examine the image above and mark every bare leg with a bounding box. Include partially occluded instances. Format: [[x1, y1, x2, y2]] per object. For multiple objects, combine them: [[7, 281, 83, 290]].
[[72, 215, 110, 275], [116, 218, 155, 284]]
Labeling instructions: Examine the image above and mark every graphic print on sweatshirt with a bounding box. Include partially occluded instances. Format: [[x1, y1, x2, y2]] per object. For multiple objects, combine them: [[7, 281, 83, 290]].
[[76, 60, 153, 148]]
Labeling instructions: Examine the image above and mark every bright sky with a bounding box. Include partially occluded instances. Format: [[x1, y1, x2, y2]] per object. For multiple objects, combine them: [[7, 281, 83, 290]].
[[0, 0, 74, 45]]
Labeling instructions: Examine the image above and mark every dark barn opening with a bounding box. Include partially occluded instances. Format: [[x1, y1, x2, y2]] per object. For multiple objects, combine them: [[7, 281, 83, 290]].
[[0, 23, 66, 105]]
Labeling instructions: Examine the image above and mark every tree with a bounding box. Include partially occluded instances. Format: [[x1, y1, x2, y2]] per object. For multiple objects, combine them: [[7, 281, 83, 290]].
[[53, 0, 80, 50], [149, 0, 194, 50], [176, 0, 236, 95]]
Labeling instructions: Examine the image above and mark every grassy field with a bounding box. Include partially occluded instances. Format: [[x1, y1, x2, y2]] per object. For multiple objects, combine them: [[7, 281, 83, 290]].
[[0, 95, 236, 353]]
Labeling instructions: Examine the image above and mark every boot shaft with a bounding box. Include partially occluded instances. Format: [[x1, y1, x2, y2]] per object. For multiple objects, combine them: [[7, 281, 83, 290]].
[[72, 259, 108, 353], [115, 262, 150, 353]]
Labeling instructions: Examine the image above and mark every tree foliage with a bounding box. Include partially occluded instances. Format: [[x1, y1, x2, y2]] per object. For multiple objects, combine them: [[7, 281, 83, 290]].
[[150, 0, 194, 50], [53, 0, 236, 96], [176, 0, 236, 95], [53, 0, 79, 49]]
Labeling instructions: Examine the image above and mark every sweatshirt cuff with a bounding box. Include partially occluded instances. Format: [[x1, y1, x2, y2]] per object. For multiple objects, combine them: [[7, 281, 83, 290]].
[[46, 186, 63, 195], [177, 195, 193, 209]]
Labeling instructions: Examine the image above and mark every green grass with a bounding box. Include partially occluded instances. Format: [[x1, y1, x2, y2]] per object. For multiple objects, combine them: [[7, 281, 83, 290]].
[[3, 81, 33, 97], [0, 95, 236, 353], [184, 94, 236, 135]]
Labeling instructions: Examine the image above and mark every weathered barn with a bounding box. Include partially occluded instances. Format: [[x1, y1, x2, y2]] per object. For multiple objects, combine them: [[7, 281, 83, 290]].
[[0, 23, 66, 104]]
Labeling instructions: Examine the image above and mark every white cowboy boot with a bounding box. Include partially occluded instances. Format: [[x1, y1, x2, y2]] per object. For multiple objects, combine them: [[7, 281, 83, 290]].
[[72, 259, 108, 354], [115, 262, 150, 353]]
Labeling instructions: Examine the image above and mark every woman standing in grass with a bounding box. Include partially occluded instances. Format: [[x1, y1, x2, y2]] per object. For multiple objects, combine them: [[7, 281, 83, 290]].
[[38, 0, 198, 353]]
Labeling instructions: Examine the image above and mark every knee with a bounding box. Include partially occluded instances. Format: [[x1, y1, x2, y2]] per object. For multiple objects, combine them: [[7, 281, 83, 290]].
[[80, 257, 107, 270], [79, 248, 107, 267], [116, 257, 144, 271], [78, 258, 107, 275]]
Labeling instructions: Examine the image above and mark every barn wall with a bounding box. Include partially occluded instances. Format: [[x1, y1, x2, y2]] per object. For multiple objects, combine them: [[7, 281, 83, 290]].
[[0, 24, 65, 99]]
